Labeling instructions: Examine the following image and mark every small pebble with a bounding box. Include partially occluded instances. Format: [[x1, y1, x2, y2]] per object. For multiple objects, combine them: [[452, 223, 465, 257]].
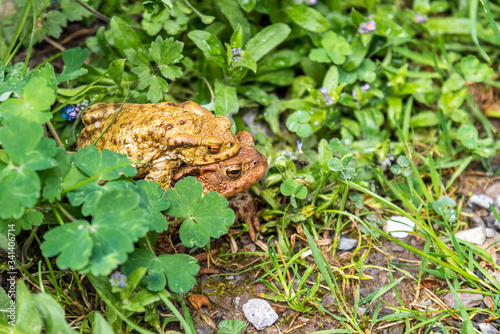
[[338, 236, 358, 251], [478, 323, 498, 334], [455, 227, 486, 245], [242, 299, 279, 331], [443, 288, 483, 308], [469, 194, 494, 209], [386, 216, 415, 238]]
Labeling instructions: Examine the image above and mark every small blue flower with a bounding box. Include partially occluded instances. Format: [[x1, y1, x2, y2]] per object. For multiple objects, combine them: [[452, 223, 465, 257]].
[[61, 99, 89, 121], [109, 271, 127, 288], [319, 87, 334, 106], [297, 141, 303, 154], [361, 83, 370, 92], [231, 47, 243, 63]]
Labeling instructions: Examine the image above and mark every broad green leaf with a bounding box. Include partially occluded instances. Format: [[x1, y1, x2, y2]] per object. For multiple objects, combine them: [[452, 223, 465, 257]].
[[93, 312, 115, 334], [245, 24, 291, 62], [0, 115, 57, 170], [109, 16, 143, 53], [84, 189, 149, 275], [238, 0, 255, 12], [237, 85, 270, 105], [108, 59, 125, 85], [56, 47, 90, 83], [165, 177, 235, 248], [72, 146, 137, 181], [188, 30, 227, 69], [215, 80, 239, 117], [0, 168, 40, 219], [15, 282, 42, 333], [32, 293, 77, 333], [284, 4, 329, 32], [258, 49, 301, 73], [122, 249, 199, 293], [254, 69, 294, 86], [41, 220, 92, 270], [216, 0, 251, 43], [135, 180, 170, 233]]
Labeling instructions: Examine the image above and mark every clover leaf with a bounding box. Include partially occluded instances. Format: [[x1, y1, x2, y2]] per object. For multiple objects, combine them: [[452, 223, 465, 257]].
[[42, 189, 149, 276], [164, 177, 235, 248], [0, 115, 58, 219], [280, 179, 308, 208], [286, 110, 313, 138], [135, 180, 170, 232], [321, 31, 351, 65], [328, 156, 357, 179], [122, 249, 199, 293], [461, 55, 494, 82], [0, 76, 55, 123]]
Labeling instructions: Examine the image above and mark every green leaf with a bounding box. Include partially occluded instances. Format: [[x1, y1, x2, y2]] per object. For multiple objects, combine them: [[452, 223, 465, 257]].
[[0, 115, 57, 170], [245, 24, 291, 62], [0, 168, 40, 219], [0, 77, 56, 123], [218, 319, 247, 334], [122, 249, 199, 293], [15, 282, 43, 333], [328, 157, 344, 171], [237, 85, 270, 105], [41, 220, 92, 270], [254, 69, 295, 86], [286, 110, 312, 137], [72, 146, 137, 181], [284, 4, 329, 32], [215, 80, 239, 117], [280, 179, 298, 196], [85, 189, 149, 275], [149, 36, 184, 80], [216, 0, 251, 43], [258, 49, 301, 73], [457, 125, 479, 149], [238, 0, 255, 12], [321, 31, 351, 65], [109, 16, 143, 53], [165, 177, 235, 248], [108, 59, 125, 85], [188, 30, 227, 69], [461, 55, 494, 82], [93, 312, 115, 334], [32, 293, 77, 333], [56, 47, 90, 83], [135, 180, 170, 233]]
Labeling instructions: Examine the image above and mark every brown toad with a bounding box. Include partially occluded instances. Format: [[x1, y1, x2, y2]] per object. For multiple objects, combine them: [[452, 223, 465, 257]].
[[77, 101, 240, 189], [172, 130, 268, 198]]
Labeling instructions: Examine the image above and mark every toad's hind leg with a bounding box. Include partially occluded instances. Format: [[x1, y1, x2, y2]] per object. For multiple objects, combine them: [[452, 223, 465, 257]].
[[145, 157, 182, 189], [80, 102, 132, 126]]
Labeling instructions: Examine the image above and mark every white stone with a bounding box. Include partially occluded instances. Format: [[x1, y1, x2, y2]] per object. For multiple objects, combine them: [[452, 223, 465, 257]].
[[242, 299, 279, 331], [338, 236, 358, 251], [478, 323, 498, 334], [386, 216, 415, 238], [469, 194, 494, 209], [455, 227, 486, 245]]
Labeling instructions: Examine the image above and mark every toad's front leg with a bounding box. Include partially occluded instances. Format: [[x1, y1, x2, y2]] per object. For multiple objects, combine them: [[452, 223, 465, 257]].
[[145, 157, 183, 189]]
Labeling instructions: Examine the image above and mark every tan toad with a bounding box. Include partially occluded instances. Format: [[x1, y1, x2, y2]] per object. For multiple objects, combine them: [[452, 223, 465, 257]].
[[77, 101, 240, 189], [173, 131, 268, 198]]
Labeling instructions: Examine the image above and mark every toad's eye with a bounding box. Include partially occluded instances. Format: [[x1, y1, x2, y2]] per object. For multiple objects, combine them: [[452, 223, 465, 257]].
[[207, 145, 220, 154], [226, 166, 242, 179]]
